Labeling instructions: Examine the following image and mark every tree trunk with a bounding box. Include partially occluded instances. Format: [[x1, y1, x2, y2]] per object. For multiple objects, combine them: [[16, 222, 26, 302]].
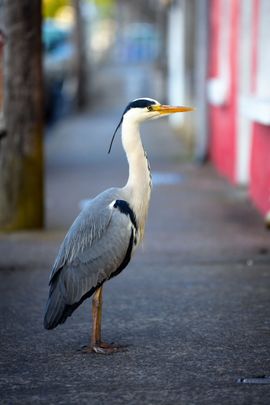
[[0, 0, 44, 230]]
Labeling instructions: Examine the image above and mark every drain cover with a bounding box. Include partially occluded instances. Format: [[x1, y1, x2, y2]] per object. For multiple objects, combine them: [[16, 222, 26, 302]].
[[237, 375, 270, 384]]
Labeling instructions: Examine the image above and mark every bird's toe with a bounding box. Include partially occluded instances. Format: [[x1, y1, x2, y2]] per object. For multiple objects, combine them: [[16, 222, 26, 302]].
[[81, 342, 127, 355]]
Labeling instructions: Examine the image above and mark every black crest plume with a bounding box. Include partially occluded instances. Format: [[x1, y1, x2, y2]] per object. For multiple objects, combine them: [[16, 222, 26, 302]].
[[107, 116, 123, 154], [107, 99, 156, 154]]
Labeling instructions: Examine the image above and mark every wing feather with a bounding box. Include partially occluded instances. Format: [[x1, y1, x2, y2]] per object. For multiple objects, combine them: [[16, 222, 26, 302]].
[[44, 190, 136, 329], [49, 188, 118, 284]]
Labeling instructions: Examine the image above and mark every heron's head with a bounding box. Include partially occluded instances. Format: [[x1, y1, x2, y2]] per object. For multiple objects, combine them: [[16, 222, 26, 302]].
[[122, 98, 194, 123], [108, 97, 194, 153]]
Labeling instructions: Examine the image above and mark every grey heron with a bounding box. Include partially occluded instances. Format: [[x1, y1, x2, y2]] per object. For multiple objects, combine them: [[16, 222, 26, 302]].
[[44, 98, 194, 354]]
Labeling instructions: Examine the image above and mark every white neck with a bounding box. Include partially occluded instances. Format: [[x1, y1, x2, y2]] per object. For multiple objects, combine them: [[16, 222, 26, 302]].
[[121, 117, 152, 240]]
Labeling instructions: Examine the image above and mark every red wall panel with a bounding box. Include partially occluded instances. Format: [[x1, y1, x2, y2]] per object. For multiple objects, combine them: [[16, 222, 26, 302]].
[[208, 0, 270, 217], [250, 124, 270, 215], [249, 0, 270, 216], [208, 0, 240, 183]]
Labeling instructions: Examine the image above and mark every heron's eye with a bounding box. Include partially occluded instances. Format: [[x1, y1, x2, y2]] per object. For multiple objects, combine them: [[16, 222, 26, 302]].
[[147, 106, 153, 112]]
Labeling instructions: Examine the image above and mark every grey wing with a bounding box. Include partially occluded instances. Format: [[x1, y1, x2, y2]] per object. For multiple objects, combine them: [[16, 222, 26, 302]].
[[49, 187, 120, 283], [63, 205, 134, 303], [44, 197, 135, 329]]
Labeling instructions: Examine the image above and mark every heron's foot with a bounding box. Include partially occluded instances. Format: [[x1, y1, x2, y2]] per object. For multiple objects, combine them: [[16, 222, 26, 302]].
[[81, 342, 127, 355]]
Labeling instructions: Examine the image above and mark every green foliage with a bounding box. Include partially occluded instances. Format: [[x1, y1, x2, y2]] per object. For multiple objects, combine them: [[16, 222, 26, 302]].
[[91, 0, 115, 17], [43, 0, 115, 19], [94, 0, 113, 7], [43, 0, 70, 19]]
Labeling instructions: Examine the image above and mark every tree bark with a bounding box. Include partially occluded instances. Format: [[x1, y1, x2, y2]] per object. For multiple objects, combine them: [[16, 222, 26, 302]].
[[0, 0, 44, 230]]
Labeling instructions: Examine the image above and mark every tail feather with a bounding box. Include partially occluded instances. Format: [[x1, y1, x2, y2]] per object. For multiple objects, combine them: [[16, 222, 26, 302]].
[[44, 281, 97, 330], [44, 283, 68, 330], [44, 270, 102, 330]]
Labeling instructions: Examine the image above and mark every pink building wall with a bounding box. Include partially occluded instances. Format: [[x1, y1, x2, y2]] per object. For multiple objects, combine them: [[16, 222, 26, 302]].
[[208, 0, 270, 217]]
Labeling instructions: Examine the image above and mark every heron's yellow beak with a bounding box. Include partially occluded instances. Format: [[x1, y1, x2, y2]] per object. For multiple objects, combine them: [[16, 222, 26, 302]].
[[151, 104, 195, 114]]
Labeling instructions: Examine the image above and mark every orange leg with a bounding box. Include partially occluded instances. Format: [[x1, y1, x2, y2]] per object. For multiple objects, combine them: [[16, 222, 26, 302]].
[[82, 286, 126, 354], [91, 286, 103, 347]]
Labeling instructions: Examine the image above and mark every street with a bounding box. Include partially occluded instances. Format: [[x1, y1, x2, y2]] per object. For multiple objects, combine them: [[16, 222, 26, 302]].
[[1, 98, 270, 403]]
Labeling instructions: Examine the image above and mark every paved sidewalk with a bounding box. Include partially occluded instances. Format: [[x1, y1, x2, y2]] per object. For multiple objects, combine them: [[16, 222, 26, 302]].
[[1, 108, 270, 404]]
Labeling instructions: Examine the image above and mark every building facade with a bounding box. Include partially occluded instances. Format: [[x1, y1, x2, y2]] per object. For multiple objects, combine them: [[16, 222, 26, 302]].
[[167, 0, 270, 221], [207, 0, 270, 219]]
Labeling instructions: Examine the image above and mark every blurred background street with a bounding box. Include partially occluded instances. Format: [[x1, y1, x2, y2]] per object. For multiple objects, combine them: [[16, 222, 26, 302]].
[[1, 0, 270, 404]]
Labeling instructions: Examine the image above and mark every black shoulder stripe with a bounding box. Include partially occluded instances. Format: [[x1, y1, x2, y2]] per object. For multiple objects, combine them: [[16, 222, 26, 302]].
[[113, 200, 137, 231]]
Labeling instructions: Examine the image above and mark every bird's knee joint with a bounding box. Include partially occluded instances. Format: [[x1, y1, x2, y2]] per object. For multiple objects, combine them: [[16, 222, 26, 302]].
[[92, 296, 102, 308]]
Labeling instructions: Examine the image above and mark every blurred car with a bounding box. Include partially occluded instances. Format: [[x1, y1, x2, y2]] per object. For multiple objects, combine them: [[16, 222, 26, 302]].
[[43, 20, 76, 124]]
